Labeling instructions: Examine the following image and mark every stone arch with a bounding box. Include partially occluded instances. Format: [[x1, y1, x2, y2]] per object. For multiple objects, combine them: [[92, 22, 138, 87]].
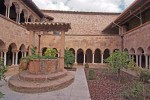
[[35, 19, 39, 22], [137, 47, 145, 68], [0, 0, 6, 16], [85, 49, 92, 63], [20, 9, 28, 23], [69, 48, 75, 63], [0, 39, 6, 51], [130, 48, 136, 62], [94, 48, 101, 63], [147, 46, 150, 54], [130, 48, 135, 54], [18, 44, 26, 64], [124, 48, 129, 53], [113, 49, 120, 52], [28, 15, 34, 22], [9, 3, 17, 21], [137, 47, 144, 54], [77, 48, 84, 64], [6, 43, 17, 66], [103, 49, 110, 63], [42, 47, 47, 55]]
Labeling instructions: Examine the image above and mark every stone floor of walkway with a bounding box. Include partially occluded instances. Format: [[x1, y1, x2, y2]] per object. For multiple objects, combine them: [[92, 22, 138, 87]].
[[0, 67, 91, 100]]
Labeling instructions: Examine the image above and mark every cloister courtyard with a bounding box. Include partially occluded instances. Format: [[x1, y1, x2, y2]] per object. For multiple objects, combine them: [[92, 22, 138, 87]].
[[0, 0, 150, 100]]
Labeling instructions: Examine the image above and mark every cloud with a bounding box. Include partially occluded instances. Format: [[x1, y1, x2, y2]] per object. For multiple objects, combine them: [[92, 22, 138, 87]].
[[32, 0, 135, 12]]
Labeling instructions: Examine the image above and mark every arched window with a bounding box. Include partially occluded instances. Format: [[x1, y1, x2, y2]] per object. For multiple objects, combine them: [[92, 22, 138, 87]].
[[77, 49, 84, 64], [94, 49, 101, 63]]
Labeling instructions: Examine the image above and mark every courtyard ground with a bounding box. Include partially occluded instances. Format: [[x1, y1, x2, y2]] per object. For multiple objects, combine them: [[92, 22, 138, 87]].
[[0, 67, 91, 100]]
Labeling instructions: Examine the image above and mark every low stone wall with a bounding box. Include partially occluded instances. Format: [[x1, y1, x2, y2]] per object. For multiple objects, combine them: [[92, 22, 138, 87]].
[[28, 59, 58, 74]]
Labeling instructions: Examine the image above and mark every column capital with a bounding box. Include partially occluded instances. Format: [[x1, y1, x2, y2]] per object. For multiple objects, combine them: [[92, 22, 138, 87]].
[[4, 0, 12, 7]]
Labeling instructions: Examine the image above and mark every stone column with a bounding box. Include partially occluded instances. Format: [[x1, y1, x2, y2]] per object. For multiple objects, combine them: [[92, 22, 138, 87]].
[[136, 54, 139, 67], [4, 52, 7, 66], [84, 53, 85, 64], [101, 53, 104, 64], [12, 52, 15, 65], [74, 52, 77, 64], [22, 52, 24, 57], [92, 53, 94, 64], [15, 52, 18, 65], [4, 0, 12, 18], [145, 54, 148, 69], [139, 55, 142, 68], [1, 52, 3, 59], [24, 52, 27, 57], [59, 31, 65, 71]]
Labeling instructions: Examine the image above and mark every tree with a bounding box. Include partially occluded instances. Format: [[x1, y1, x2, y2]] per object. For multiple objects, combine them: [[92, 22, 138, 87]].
[[64, 49, 75, 68], [105, 51, 135, 81]]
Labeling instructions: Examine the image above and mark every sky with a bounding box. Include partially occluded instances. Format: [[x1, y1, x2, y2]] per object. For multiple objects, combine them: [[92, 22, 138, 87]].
[[32, 0, 135, 12]]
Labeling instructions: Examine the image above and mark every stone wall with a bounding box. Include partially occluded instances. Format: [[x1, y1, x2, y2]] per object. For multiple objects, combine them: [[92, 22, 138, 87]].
[[0, 15, 29, 50], [124, 22, 150, 54], [42, 10, 121, 53]]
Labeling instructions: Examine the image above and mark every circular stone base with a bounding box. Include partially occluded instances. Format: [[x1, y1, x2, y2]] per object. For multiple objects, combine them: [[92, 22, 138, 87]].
[[8, 71, 74, 93]]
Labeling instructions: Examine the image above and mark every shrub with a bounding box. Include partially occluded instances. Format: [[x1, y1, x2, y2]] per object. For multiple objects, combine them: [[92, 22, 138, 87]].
[[122, 81, 144, 100], [88, 69, 96, 80], [44, 48, 57, 58], [85, 63, 89, 68], [139, 70, 150, 83], [0, 92, 4, 98], [64, 49, 75, 68]]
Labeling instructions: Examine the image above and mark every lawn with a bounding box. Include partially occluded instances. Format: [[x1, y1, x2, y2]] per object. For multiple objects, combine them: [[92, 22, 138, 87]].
[[85, 68, 150, 100]]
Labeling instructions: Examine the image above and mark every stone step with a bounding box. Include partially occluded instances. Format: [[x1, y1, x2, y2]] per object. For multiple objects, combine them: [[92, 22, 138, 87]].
[[8, 71, 74, 93], [18, 70, 68, 82]]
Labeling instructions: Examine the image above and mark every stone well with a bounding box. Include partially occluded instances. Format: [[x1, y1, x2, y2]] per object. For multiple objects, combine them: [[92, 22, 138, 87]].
[[8, 59, 74, 93]]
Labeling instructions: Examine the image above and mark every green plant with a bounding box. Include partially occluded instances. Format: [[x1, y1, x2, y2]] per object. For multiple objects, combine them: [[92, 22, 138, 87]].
[[88, 69, 96, 80], [105, 51, 135, 81], [85, 63, 89, 68], [139, 69, 150, 83], [30, 45, 36, 55], [44, 48, 57, 58], [0, 59, 8, 98], [0, 92, 4, 98], [122, 81, 144, 100], [64, 49, 75, 68]]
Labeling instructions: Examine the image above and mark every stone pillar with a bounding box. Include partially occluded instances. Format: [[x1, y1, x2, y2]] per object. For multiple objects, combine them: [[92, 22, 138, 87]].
[[74, 52, 77, 64], [22, 52, 24, 57], [15, 52, 18, 65], [4, 52, 7, 66], [1, 52, 3, 59], [92, 53, 94, 64], [145, 54, 148, 69], [136, 54, 139, 67], [24, 52, 27, 57], [59, 31, 65, 71], [139, 55, 142, 68], [12, 52, 15, 65], [101, 53, 104, 64], [84, 53, 85, 64]]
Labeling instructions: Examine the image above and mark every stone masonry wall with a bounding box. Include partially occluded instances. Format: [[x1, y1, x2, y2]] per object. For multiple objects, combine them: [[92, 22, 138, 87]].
[[0, 15, 29, 50], [124, 22, 150, 54]]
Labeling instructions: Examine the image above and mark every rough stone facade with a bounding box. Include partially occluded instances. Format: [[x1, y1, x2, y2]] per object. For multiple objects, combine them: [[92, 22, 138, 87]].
[[43, 10, 121, 53]]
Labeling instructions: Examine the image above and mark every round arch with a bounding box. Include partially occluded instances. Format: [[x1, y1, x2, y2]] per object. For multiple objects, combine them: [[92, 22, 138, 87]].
[[124, 48, 129, 53], [137, 47, 145, 68], [18, 44, 26, 64], [69, 48, 75, 63], [103, 49, 110, 63], [85, 49, 92, 63], [94, 49, 101, 63], [6, 43, 17, 66], [0, 39, 6, 51], [77, 48, 84, 64], [130, 48, 135, 54], [147, 46, 150, 54], [28, 15, 34, 22], [9, 3, 17, 21], [53, 48, 58, 57]]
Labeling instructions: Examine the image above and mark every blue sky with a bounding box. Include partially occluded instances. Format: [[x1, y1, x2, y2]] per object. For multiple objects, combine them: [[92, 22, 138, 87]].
[[33, 0, 135, 12]]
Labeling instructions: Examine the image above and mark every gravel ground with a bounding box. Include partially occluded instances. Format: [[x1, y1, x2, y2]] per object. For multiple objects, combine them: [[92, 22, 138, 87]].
[[85, 68, 138, 100]]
